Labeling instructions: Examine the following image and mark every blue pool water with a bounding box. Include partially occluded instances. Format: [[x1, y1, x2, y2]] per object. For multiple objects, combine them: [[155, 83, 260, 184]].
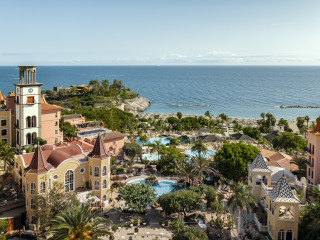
[[186, 149, 215, 158], [141, 153, 161, 161], [136, 137, 171, 146], [129, 180, 176, 197]]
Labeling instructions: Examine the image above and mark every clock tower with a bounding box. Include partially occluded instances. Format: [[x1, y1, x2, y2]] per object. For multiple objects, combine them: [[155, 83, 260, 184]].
[[14, 66, 42, 151]]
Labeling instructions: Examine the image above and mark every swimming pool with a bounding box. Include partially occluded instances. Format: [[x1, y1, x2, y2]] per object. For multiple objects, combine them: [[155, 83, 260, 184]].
[[136, 137, 171, 146], [141, 153, 161, 161], [186, 149, 215, 158], [129, 180, 176, 197]]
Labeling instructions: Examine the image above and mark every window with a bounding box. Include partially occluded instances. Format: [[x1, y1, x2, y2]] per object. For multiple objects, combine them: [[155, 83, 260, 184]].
[[94, 180, 99, 190], [30, 182, 36, 194], [90, 166, 92, 176], [30, 216, 36, 224], [94, 167, 99, 177], [53, 174, 59, 180], [1, 129, 7, 136], [15, 162, 18, 168], [278, 229, 285, 240], [27, 96, 34, 104], [80, 168, 85, 174], [55, 138, 58, 143], [26, 133, 32, 145], [32, 116, 36, 127], [19, 167, 22, 176], [30, 198, 36, 210], [17, 131, 20, 145], [102, 166, 107, 176], [103, 179, 107, 189], [1, 139, 7, 143], [26, 117, 31, 128], [16, 96, 19, 104], [55, 121, 58, 126], [55, 130, 58, 134], [32, 132, 37, 143], [16, 119, 19, 128], [65, 170, 74, 192], [103, 195, 107, 201], [40, 182, 46, 194], [113, 148, 115, 154], [286, 230, 293, 240], [1, 119, 6, 126], [113, 141, 116, 145], [49, 178, 51, 190]]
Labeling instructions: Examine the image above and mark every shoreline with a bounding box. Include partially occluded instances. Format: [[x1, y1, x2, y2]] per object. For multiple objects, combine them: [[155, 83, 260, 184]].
[[131, 111, 314, 134]]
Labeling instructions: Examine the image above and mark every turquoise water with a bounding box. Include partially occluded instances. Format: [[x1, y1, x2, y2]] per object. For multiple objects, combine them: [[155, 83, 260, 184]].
[[186, 149, 215, 158], [136, 137, 170, 146], [141, 153, 160, 161], [1, 66, 320, 119], [130, 180, 175, 197]]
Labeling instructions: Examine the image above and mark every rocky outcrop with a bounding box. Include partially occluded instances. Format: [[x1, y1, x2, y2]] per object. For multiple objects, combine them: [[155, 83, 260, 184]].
[[121, 96, 151, 112]]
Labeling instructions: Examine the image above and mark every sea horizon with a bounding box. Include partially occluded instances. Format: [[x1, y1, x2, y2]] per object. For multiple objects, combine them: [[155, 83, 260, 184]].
[[1, 65, 320, 120]]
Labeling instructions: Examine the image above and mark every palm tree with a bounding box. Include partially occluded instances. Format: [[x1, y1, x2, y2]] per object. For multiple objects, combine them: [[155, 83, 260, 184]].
[[46, 204, 112, 240], [305, 115, 310, 127], [227, 182, 256, 234], [291, 156, 307, 178], [178, 160, 196, 186], [152, 140, 163, 161], [191, 141, 208, 158], [0, 142, 16, 171], [191, 155, 213, 183]]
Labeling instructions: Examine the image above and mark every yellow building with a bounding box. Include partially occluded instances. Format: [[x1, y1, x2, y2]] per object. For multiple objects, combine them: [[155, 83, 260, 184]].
[[248, 153, 300, 240], [0, 109, 13, 145], [14, 135, 111, 225]]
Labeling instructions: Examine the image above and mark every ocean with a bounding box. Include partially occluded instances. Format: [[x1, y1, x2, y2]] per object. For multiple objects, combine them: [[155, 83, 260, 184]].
[[0, 66, 320, 120]]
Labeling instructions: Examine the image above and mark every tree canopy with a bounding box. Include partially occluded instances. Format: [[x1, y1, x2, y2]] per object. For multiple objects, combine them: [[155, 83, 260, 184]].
[[157, 147, 187, 176], [116, 183, 156, 213], [123, 142, 142, 161], [171, 220, 208, 240], [214, 142, 259, 180], [272, 132, 307, 153], [158, 189, 201, 218], [257, 112, 276, 133], [242, 126, 261, 140]]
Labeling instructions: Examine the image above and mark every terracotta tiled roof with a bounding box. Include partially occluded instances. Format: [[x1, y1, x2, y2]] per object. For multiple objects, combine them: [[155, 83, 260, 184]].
[[103, 131, 125, 141], [25, 146, 53, 173], [89, 135, 110, 159], [259, 148, 298, 172], [41, 103, 63, 112]]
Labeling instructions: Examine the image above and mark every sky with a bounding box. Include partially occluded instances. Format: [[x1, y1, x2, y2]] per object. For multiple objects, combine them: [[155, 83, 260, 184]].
[[0, 0, 320, 65]]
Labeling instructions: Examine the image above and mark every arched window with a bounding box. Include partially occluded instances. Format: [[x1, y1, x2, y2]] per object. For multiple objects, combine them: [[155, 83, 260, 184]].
[[40, 182, 46, 194], [103, 179, 107, 189], [94, 167, 99, 177], [30, 182, 36, 194], [32, 116, 37, 127], [256, 175, 262, 185], [89, 166, 92, 176], [26, 133, 32, 145], [32, 132, 37, 143], [30, 198, 36, 210], [278, 229, 285, 240], [286, 230, 293, 240], [26, 117, 31, 128], [102, 166, 107, 176], [65, 170, 74, 192], [102, 195, 107, 201], [16, 96, 19, 104], [262, 176, 268, 185], [94, 180, 99, 190]]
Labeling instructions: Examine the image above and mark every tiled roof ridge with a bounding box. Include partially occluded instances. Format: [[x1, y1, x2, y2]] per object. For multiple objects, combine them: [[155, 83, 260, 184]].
[[26, 145, 52, 173], [89, 135, 110, 159]]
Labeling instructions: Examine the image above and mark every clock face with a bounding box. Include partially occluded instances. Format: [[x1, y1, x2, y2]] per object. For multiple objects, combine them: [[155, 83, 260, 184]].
[[28, 88, 33, 93]]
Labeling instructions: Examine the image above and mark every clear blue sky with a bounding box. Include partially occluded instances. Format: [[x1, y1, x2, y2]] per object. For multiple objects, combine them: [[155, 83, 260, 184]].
[[1, 0, 320, 65]]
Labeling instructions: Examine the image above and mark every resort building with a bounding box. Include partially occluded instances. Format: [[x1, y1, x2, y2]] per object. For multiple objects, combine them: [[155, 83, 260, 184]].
[[306, 118, 320, 185], [63, 114, 86, 126], [13, 135, 111, 225], [248, 153, 301, 240], [2, 66, 63, 149], [0, 108, 13, 145]]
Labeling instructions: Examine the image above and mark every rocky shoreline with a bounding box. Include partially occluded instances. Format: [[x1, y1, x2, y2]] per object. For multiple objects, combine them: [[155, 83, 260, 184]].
[[118, 96, 151, 112]]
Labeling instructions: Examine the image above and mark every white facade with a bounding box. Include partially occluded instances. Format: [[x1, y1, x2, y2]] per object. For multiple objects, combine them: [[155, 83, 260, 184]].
[[15, 66, 42, 151]]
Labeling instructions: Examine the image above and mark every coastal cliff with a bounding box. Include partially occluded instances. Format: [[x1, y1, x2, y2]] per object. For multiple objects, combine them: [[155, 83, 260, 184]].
[[119, 96, 151, 112]]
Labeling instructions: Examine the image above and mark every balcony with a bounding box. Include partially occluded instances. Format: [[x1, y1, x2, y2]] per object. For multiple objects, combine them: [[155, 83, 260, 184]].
[[307, 148, 314, 155], [306, 161, 314, 168]]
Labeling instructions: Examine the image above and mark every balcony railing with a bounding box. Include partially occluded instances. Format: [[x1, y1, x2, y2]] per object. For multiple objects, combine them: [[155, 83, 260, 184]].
[[306, 161, 314, 167], [307, 148, 314, 154]]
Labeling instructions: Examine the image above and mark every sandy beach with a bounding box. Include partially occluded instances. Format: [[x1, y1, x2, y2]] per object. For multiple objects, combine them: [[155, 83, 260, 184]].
[[132, 111, 313, 134]]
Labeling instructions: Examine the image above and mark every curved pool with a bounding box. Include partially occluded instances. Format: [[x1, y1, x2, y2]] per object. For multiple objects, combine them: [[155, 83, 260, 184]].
[[186, 149, 215, 158], [129, 179, 176, 197]]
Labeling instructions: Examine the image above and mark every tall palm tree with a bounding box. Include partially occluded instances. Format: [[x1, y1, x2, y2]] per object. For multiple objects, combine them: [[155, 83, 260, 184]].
[[305, 115, 310, 127], [227, 182, 256, 234], [0, 142, 16, 171], [191, 155, 213, 183], [191, 141, 208, 158], [178, 160, 196, 186], [46, 204, 112, 240], [152, 140, 163, 161]]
